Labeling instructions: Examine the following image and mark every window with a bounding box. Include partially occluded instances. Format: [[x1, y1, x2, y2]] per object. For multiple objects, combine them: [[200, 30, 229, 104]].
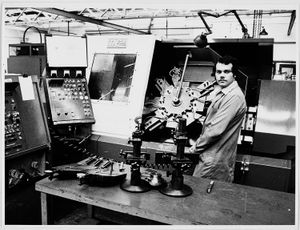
[[88, 53, 136, 102]]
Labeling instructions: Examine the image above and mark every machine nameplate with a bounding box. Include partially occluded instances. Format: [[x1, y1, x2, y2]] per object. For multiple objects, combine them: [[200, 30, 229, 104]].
[[107, 38, 127, 48]]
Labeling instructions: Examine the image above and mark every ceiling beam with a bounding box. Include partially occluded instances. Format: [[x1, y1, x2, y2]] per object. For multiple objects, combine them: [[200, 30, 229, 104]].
[[35, 8, 149, 35], [13, 8, 26, 24]]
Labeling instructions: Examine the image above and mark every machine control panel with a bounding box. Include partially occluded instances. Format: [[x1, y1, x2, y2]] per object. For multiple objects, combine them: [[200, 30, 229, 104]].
[[46, 78, 95, 125], [5, 94, 25, 155], [5, 74, 50, 159]]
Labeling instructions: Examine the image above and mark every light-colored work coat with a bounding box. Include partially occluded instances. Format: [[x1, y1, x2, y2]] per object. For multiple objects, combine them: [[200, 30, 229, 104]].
[[192, 81, 247, 182]]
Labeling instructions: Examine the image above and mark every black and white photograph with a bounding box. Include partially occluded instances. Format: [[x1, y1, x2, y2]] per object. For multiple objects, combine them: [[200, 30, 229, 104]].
[[1, 1, 298, 229]]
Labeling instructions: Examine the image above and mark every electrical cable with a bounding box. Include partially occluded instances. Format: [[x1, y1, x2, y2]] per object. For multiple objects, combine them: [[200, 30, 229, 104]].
[[22, 26, 42, 43]]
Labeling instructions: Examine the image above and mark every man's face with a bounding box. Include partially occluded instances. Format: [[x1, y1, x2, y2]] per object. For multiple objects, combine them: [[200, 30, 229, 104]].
[[215, 62, 235, 88]]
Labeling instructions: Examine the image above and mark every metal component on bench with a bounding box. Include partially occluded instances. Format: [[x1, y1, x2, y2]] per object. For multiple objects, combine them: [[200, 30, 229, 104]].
[[159, 118, 193, 197], [120, 117, 151, 193]]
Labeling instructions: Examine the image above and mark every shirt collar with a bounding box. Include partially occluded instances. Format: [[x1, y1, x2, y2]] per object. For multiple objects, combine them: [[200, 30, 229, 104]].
[[218, 81, 239, 95]]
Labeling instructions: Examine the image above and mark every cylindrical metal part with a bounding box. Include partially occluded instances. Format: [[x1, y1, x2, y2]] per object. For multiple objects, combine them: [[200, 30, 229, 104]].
[[177, 117, 186, 133]]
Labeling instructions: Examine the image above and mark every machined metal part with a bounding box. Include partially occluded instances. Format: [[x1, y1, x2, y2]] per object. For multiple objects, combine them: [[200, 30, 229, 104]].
[[120, 118, 151, 193], [77, 165, 127, 187], [159, 118, 193, 197], [144, 77, 216, 132]]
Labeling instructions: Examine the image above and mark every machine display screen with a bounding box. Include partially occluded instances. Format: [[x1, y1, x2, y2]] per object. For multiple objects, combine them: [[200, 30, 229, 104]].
[[88, 53, 136, 102], [46, 36, 87, 67]]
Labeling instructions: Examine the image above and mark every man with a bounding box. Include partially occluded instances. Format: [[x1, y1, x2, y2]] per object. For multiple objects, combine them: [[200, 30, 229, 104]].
[[189, 55, 247, 182]]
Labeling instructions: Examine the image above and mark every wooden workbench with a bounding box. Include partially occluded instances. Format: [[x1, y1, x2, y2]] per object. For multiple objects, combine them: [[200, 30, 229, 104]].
[[35, 169, 295, 225]]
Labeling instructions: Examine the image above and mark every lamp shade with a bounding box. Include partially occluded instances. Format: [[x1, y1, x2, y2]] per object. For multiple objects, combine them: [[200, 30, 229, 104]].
[[259, 27, 268, 36], [193, 34, 208, 48]]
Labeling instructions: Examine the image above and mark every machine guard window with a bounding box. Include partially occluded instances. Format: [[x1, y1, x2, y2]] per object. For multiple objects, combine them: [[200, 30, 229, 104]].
[[88, 53, 136, 102]]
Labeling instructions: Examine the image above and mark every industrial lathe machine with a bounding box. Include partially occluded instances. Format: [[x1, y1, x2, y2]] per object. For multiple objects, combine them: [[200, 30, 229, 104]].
[[5, 34, 295, 224]]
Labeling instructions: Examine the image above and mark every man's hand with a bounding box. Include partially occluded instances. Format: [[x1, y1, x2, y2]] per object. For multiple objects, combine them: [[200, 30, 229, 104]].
[[188, 145, 196, 154]]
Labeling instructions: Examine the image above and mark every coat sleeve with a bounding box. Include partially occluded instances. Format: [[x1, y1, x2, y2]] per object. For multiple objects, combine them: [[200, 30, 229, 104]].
[[192, 94, 244, 153]]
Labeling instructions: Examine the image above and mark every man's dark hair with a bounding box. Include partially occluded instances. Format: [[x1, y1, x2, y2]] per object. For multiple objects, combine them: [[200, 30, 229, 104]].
[[211, 55, 239, 76]]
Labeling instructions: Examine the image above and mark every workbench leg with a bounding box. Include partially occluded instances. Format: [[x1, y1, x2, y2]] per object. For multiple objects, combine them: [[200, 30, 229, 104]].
[[87, 205, 94, 218], [41, 193, 48, 224], [40, 192, 54, 224]]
